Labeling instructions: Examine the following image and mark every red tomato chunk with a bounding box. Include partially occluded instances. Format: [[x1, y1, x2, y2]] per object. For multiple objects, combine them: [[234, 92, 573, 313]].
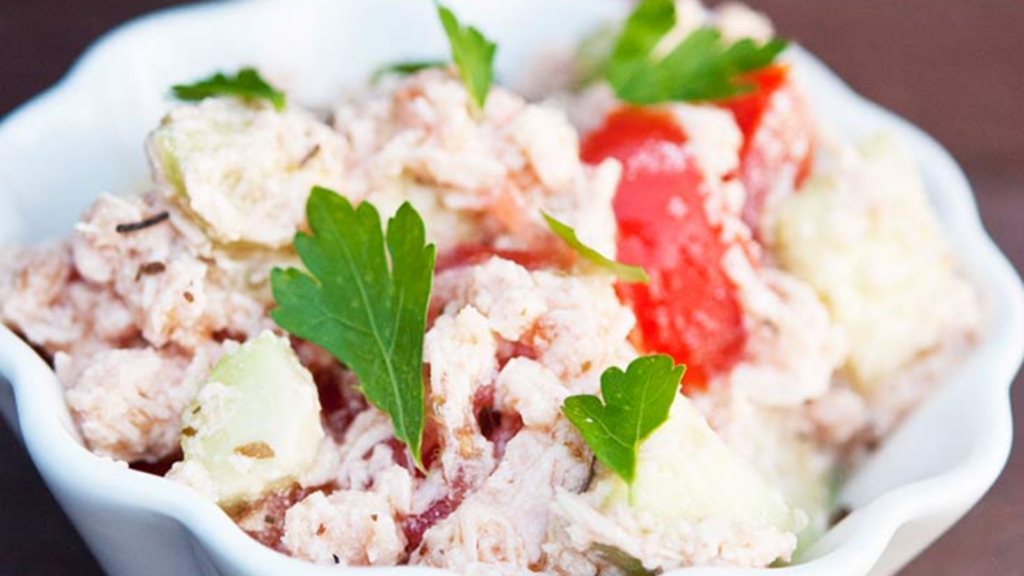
[[721, 65, 815, 233], [582, 108, 747, 389]]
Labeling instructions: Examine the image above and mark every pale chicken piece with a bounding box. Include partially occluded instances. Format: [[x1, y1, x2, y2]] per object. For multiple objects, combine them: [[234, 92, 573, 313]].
[[72, 192, 272, 350], [408, 258, 640, 573], [334, 69, 621, 255], [135, 258, 209, 349], [147, 97, 347, 248], [372, 465, 416, 518], [720, 252, 847, 407], [72, 193, 179, 286], [0, 243, 135, 353], [528, 270, 636, 380], [494, 358, 565, 429], [434, 258, 636, 382], [423, 256, 637, 504], [0, 243, 78, 348], [668, 102, 758, 248], [424, 306, 499, 488], [671, 103, 745, 186], [309, 409, 417, 518], [58, 343, 223, 463], [433, 257, 548, 341], [329, 409, 400, 489], [282, 490, 406, 566], [411, 424, 591, 573]]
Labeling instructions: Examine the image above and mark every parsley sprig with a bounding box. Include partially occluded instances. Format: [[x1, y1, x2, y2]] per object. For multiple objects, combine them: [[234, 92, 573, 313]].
[[603, 0, 788, 104], [372, 60, 449, 83], [271, 188, 435, 468], [437, 3, 497, 110], [172, 67, 287, 111], [542, 212, 649, 284], [562, 355, 685, 502], [373, 5, 496, 110]]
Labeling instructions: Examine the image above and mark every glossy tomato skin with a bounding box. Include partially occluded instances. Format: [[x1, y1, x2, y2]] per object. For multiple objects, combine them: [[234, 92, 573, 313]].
[[582, 108, 747, 389], [722, 65, 815, 234]]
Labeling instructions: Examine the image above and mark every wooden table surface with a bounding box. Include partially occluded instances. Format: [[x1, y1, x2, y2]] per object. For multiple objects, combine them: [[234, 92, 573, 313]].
[[1, 1, 1021, 574]]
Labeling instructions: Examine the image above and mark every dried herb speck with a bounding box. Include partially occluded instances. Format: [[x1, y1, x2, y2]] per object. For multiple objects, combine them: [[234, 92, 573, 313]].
[[234, 441, 275, 459], [115, 212, 170, 234], [136, 261, 166, 280]]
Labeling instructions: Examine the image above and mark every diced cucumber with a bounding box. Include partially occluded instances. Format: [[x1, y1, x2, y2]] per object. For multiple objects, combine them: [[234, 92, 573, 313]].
[[736, 410, 836, 553], [180, 331, 324, 504], [147, 98, 345, 248], [774, 133, 973, 391], [594, 395, 800, 535]]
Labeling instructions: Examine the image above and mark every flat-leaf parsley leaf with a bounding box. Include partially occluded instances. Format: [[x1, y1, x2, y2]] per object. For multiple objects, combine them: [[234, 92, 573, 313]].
[[605, 0, 788, 104], [371, 60, 449, 83], [437, 3, 497, 110], [542, 212, 649, 284], [270, 188, 435, 468], [562, 355, 685, 502], [172, 68, 287, 111]]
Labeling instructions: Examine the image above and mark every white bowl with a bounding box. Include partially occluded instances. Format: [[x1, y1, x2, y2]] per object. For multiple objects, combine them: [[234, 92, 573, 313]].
[[0, 0, 1021, 575]]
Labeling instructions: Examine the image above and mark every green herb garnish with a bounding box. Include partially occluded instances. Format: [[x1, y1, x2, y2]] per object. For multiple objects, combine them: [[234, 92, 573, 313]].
[[172, 67, 287, 111], [542, 212, 649, 284], [605, 0, 677, 80], [604, 0, 788, 104], [562, 355, 685, 502], [372, 60, 449, 83], [437, 3, 497, 110], [271, 188, 435, 468]]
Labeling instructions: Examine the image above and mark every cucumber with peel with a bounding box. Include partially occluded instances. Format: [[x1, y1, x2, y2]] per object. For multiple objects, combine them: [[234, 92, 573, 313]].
[[595, 395, 800, 532], [180, 331, 324, 505], [147, 97, 345, 248]]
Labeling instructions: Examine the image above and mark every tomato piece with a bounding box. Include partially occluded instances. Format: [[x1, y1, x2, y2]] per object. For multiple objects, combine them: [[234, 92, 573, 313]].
[[721, 65, 815, 233], [582, 108, 747, 389]]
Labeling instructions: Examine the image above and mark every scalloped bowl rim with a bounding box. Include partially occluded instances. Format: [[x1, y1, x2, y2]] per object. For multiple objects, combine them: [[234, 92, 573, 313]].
[[0, 0, 1021, 575]]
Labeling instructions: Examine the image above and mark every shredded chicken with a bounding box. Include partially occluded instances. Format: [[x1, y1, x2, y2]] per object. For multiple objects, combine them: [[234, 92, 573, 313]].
[[412, 424, 591, 572], [59, 343, 222, 462], [283, 490, 406, 566], [73, 193, 272, 350], [425, 306, 500, 489], [335, 69, 621, 255]]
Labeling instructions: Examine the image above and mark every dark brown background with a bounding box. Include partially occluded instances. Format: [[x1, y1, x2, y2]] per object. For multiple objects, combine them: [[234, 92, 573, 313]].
[[0, 0, 1021, 574]]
